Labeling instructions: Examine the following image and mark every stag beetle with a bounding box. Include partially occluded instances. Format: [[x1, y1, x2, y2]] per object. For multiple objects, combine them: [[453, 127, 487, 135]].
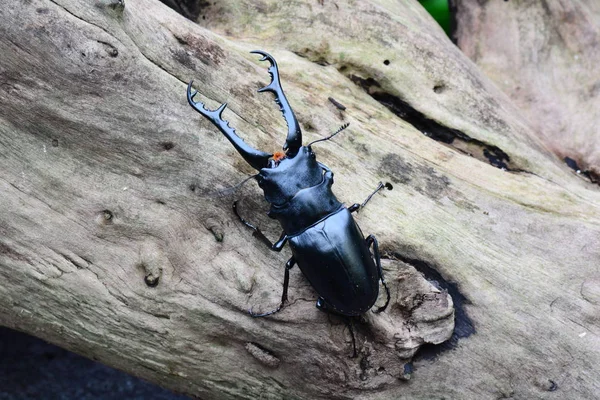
[[187, 50, 390, 355]]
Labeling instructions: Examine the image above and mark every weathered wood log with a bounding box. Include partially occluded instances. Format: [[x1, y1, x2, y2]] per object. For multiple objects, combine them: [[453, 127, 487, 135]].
[[455, 0, 600, 181], [1, 0, 600, 399]]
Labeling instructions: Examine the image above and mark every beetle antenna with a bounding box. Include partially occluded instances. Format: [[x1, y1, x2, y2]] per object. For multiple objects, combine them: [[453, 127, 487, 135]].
[[307, 123, 350, 147], [209, 174, 258, 197]]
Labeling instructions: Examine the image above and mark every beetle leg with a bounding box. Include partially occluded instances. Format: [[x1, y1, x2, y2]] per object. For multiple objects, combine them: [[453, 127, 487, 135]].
[[348, 203, 361, 213], [365, 234, 391, 313], [348, 182, 391, 214], [249, 257, 296, 318], [361, 182, 385, 208], [316, 298, 358, 358], [233, 201, 288, 251]]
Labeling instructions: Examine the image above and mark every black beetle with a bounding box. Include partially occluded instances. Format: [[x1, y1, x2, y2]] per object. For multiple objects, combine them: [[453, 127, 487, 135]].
[[187, 50, 390, 354]]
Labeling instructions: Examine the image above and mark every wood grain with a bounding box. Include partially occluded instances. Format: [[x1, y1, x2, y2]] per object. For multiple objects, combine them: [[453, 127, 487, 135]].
[[1, 0, 600, 399]]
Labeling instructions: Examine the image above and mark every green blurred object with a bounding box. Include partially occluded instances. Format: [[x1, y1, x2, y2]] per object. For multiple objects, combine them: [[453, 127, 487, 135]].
[[419, 0, 452, 36]]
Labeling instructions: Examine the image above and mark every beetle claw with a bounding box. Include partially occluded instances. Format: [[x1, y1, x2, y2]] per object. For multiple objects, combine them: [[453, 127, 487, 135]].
[[251, 50, 302, 153]]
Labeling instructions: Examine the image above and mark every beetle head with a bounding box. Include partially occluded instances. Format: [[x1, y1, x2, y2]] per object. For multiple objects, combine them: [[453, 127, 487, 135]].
[[257, 146, 323, 205]]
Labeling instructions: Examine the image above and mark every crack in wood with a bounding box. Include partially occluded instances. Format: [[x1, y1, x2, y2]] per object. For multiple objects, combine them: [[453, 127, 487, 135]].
[[345, 73, 518, 171], [47, 0, 125, 47]]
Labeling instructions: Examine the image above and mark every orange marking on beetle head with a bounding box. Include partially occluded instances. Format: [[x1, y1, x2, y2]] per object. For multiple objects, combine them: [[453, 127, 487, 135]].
[[272, 151, 286, 162]]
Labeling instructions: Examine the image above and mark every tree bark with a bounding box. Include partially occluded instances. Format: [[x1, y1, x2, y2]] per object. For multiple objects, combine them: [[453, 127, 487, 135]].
[[1, 0, 600, 399]]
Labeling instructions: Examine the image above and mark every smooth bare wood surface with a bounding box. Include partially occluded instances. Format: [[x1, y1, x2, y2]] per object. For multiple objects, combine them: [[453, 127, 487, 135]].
[[1, 0, 600, 399]]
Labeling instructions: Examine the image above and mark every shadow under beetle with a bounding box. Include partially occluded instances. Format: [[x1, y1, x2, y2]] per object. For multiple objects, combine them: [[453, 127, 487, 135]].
[[187, 50, 391, 356]]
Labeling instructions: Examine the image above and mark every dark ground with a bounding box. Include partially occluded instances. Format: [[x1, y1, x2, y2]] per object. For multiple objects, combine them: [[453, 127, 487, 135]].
[[0, 327, 192, 400]]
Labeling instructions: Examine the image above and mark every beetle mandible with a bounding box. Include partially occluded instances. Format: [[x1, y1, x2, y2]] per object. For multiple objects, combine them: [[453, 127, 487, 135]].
[[187, 50, 391, 354]]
